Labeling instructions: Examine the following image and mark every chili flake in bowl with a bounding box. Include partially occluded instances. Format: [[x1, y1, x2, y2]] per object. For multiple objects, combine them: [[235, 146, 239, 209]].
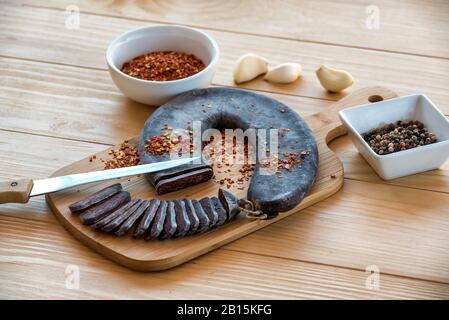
[[121, 51, 205, 82], [107, 25, 219, 105]]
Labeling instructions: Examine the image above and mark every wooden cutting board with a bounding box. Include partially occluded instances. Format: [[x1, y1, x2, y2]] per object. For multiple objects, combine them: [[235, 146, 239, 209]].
[[46, 86, 397, 271]]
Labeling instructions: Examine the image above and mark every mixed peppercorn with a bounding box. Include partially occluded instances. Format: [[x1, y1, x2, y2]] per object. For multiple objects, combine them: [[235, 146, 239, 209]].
[[362, 120, 437, 155], [121, 51, 205, 81]]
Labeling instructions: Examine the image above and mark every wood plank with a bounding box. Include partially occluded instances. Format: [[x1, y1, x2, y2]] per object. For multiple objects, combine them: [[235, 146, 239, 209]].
[[17, 0, 449, 59], [1, 214, 449, 299], [0, 0, 447, 300], [329, 135, 449, 193], [45, 74, 358, 270], [1, 59, 447, 195], [0, 132, 105, 181], [0, 130, 106, 220], [0, 57, 331, 144], [227, 179, 449, 283], [1, 5, 449, 114], [1, 128, 448, 283], [1, 136, 445, 299]]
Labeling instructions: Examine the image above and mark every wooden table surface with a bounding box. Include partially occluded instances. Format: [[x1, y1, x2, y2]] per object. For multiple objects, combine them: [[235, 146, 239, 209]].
[[1, 0, 448, 299]]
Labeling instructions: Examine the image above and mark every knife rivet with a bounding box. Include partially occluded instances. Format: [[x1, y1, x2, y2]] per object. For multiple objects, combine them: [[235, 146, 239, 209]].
[[10, 181, 18, 187]]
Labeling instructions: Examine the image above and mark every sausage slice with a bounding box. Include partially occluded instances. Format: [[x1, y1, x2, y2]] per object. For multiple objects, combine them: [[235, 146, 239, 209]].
[[115, 200, 151, 236], [184, 199, 200, 235], [146, 201, 168, 240], [211, 196, 227, 226], [133, 199, 161, 239], [160, 201, 177, 239], [80, 191, 131, 225], [174, 200, 191, 237], [69, 183, 122, 213], [199, 197, 219, 228]]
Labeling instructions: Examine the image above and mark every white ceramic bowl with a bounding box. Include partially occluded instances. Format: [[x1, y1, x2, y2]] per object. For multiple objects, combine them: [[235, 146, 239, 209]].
[[339, 94, 449, 180], [106, 25, 219, 105]]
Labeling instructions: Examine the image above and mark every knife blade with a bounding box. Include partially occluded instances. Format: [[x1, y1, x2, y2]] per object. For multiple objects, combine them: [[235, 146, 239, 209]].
[[29, 156, 200, 197]]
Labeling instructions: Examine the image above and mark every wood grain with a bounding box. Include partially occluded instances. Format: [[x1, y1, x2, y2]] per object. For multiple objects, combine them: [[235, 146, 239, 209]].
[[17, 0, 449, 59], [227, 179, 449, 283], [0, 57, 331, 144], [2, 214, 448, 299], [49, 87, 402, 271], [0, 0, 448, 299], [1, 57, 447, 197], [42, 87, 449, 281], [0, 178, 33, 204], [1, 5, 449, 114], [0, 123, 448, 297]]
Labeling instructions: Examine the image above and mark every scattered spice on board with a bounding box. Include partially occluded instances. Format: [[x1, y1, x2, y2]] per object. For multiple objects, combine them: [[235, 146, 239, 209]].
[[102, 141, 140, 169], [145, 135, 176, 155], [161, 124, 173, 131], [262, 150, 308, 172], [121, 51, 205, 81], [203, 131, 255, 190], [145, 126, 195, 156], [362, 120, 437, 155]]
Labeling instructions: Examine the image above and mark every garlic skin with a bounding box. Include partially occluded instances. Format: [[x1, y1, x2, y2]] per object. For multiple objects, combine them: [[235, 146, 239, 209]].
[[264, 63, 303, 84], [233, 54, 269, 84], [315, 65, 354, 93]]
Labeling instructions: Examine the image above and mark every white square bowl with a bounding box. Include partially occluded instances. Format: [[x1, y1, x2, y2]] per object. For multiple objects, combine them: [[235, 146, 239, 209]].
[[338, 94, 449, 180]]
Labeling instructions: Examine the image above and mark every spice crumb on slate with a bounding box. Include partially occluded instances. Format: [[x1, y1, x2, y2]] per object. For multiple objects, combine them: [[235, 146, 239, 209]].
[[145, 135, 176, 155], [121, 51, 205, 81], [145, 126, 194, 156], [362, 120, 437, 155], [203, 131, 255, 190], [261, 150, 308, 172], [102, 141, 140, 169]]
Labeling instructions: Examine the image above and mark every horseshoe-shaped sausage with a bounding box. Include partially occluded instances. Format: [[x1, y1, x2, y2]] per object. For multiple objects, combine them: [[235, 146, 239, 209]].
[[139, 88, 318, 215]]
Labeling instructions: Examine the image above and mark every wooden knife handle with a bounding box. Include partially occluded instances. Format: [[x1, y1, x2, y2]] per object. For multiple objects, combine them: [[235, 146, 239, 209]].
[[0, 178, 33, 204]]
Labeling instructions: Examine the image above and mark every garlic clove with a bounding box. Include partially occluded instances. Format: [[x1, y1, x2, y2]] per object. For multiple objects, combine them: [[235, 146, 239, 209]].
[[233, 54, 269, 84], [315, 65, 354, 93], [264, 63, 303, 84]]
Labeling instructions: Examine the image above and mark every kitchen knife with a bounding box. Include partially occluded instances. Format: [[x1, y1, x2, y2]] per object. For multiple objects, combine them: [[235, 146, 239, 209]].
[[0, 157, 200, 204]]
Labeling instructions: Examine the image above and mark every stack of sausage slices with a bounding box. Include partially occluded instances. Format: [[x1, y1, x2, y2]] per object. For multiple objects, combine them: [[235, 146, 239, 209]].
[[69, 183, 241, 240]]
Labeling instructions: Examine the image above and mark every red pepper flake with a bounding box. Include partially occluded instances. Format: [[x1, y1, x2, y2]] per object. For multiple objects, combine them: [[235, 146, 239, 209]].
[[145, 127, 195, 156], [161, 124, 173, 131], [121, 51, 205, 81], [205, 130, 255, 190], [102, 141, 140, 169], [262, 150, 308, 172], [145, 135, 174, 155]]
